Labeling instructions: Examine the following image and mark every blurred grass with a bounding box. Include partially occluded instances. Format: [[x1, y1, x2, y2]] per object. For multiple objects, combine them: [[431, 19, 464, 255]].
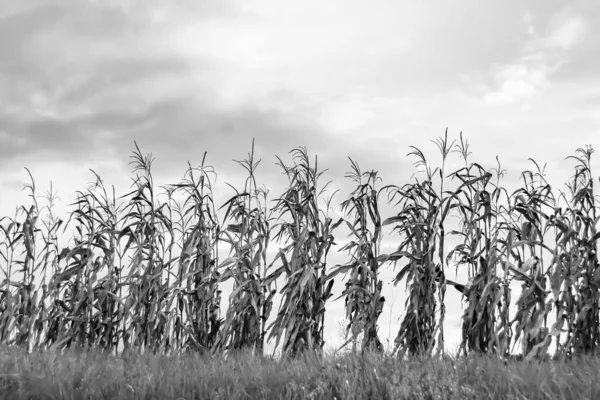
[[0, 345, 598, 399]]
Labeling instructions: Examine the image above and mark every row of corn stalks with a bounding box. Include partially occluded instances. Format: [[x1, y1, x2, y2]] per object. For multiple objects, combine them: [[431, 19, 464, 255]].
[[0, 133, 599, 361]]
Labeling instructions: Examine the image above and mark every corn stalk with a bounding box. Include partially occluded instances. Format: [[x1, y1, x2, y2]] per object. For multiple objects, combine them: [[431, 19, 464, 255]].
[[328, 158, 385, 354], [167, 153, 222, 354], [215, 140, 274, 354], [267, 147, 342, 357]]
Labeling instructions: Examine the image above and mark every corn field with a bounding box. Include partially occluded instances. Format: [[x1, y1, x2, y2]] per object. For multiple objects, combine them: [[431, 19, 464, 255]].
[[0, 132, 599, 362]]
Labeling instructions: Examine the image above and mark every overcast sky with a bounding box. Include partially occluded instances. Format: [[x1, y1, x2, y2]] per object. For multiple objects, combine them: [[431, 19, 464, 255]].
[[1, 0, 599, 354]]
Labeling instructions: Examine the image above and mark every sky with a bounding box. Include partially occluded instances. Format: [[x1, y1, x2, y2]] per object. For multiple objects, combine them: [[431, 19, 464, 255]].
[[1, 0, 599, 354]]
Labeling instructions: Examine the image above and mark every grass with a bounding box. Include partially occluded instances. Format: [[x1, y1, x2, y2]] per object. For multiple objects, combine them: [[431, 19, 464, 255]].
[[0, 345, 598, 399]]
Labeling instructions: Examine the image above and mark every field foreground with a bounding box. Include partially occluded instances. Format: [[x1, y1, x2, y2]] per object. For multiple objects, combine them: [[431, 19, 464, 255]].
[[0, 347, 598, 400]]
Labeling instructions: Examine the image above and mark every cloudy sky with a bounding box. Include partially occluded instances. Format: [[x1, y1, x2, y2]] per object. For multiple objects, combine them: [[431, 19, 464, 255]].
[[1, 0, 599, 353]]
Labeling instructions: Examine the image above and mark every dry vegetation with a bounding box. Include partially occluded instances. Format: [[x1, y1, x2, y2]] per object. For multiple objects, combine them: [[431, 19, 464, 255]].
[[0, 346, 598, 399], [1, 131, 599, 398]]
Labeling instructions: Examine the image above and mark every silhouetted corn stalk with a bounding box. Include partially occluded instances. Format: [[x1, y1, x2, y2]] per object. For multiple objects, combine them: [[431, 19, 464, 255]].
[[17, 173, 41, 354], [34, 183, 63, 350], [382, 130, 460, 358], [501, 159, 554, 361], [0, 210, 20, 346], [167, 153, 222, 354], [328, 158, 385, 354], [117, 144, 174, 354], [548, 146, 600, 358], [267, 147, 342, 357], [159, 185, 183, 353], [0, 172, 65, 353], [48, 173, 121, 352], [215, 140, 274, 354], [446, 134, 509, 357]]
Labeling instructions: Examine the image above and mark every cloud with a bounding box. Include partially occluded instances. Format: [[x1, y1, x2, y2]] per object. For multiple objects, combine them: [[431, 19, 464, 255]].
[[523, 10, 537, 36], [0, 0, 416, 180], [483, 60, 555, 105], [0, 1, 239, 169], [478, 11, 588, 106], [547, 15, 587, 50]]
